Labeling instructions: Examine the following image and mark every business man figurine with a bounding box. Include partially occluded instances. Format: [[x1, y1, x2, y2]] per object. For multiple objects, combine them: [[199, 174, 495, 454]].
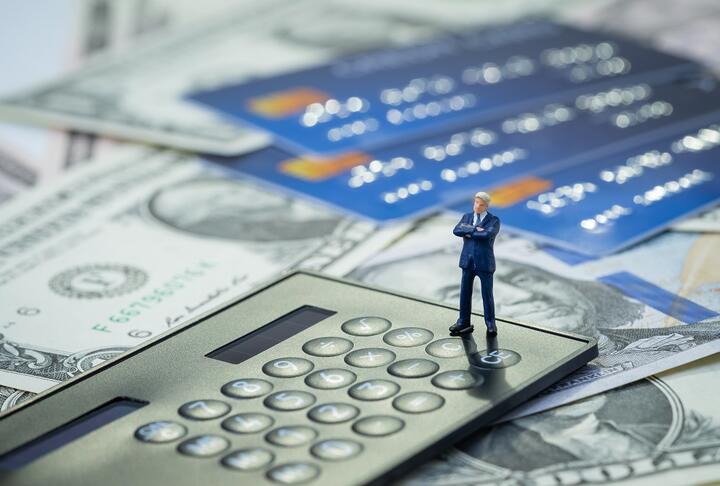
[[449, 191, 500, 336]]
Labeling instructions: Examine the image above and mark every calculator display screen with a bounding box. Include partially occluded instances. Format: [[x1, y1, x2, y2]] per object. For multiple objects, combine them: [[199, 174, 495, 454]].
[[206, 305, 336, 364]]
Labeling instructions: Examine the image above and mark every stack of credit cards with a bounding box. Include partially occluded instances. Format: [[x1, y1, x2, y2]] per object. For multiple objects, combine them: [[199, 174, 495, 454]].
[[188, 19, 720, 256]]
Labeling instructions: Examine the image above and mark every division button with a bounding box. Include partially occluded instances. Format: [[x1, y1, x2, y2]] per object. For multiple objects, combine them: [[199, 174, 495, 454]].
[[178, 399, 230, 420], [425, 338, 466, 358], [221, 448, 275, 471], [221, 378, 273, 399], [265, 426, 318, 447], [348, 380, 400, 401], [264, 390, 317, 411], [472, 349, 522, 369], [302, 337, 353, 357], [383, 327, 434, 347], [222, 413, 274, 434], [177, 435, 229, 457], [392, 392, 445, 413], [387, 358, 439, 378], [267, 462, 320, 484], [431, 370, 483, 390], [307, 403, 360, 424], [311, 439, 363, 461], [344, 348, 396, 368], [352, 415, 405, 437], [135, 421, 187, 443], [263, 357, 315, 378], [305, 369, 357, 389], [341, 316, 392, 336]]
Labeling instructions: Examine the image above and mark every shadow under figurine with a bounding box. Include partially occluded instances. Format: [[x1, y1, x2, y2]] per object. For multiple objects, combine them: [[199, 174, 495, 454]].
[[449, 191, 500, 336]]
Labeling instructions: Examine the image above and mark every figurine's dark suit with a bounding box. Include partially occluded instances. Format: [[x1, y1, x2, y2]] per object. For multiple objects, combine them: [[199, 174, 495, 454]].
[[453, 211, 500, 332]]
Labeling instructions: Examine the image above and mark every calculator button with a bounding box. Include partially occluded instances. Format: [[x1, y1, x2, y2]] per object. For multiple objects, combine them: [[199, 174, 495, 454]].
[[267, 462, 320, 484], [383, 327, 434, 347], [387, 358, 439, 378], [302, 337, 353, 357], [221, 448, 275, 471], [348, 379, 400, 401], [263, 357, 315, 378], [472, 349, 522, 369], [311, 439, 363, 461], [431, 370, 483, 390], [265, 426, 318, 447], [222, 413, 274, 434], [134, 421, 187, 443], [352, 415, 405, 437], [177, 435, 229, 457], [221, 378, 273, 399], [307, 403, 360, 424], [264, 391, 317, 411], [341, 316, 391, 336], [392, 392, 445, 413], [344, 348, 396, 368], [178, 399, 230, 420], [305, 369, 357, 390], [425, 338, 465, 358]]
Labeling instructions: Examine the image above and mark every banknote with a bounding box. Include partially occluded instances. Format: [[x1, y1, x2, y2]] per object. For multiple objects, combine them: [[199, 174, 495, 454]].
[[0, 386, 33, 414], [349, 213, 720, 419], [0, 146, 407, 393], [401, 354, 720, 486], [673, 206, 720, 233], [0, 0, 572, 155]]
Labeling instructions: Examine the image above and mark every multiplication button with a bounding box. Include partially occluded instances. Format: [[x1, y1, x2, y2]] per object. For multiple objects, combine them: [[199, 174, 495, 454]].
[[426, 338, 465, 358], [344, 348, 395, 368], [266, 426, 318, 447], [221, 378, 273, 399], [222, 448, 275, 471], [264, 391, 316, 411], [392, 392, 444, 413], [267, 462, 320, 484], [305, 369, 357, 389], [341, 316, 391, 336], [178, 399, 230, 420], [431, 370, 483, 390], [472, 349, 522, 369], [263, 357, 314, 378], [303, 337, 353, 357], [135, 421, 186, 443], [311, 439, 363, 461], [307, 403, 359, 424], [383, 327, 434, 347], [348, 380, 400, 401], [222, 413, 274, 434], [177, 435, 229, 457], [387, 358, 439, 378], [352, 415, 405, 437]]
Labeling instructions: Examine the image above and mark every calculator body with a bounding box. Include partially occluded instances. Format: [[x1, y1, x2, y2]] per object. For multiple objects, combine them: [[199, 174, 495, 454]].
[[0, 271, 597, 485]]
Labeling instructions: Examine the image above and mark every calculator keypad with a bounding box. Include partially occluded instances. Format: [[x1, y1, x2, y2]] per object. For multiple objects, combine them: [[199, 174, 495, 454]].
[[137, 314, 519, 482]]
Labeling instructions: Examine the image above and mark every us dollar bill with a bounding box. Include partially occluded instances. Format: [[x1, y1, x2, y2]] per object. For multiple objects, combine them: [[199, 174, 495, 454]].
[[0, 146, 407, 393], [0, 386, 34, 413], [349, 214, 720, 419], [401, 353, 720, 486], [0, 0, 570, 155]]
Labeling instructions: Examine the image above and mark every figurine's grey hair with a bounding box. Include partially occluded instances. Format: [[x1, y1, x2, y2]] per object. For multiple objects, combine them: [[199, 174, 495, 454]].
[[474, 191, 491, 204]]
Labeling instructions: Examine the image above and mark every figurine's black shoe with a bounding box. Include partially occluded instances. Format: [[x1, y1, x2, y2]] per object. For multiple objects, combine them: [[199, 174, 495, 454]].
[[485, 321, 497, 336], [449, 322, 474, 336]]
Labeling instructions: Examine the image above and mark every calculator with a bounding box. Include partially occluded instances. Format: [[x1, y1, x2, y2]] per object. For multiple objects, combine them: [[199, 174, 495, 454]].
[[0, 271, 597, 485]]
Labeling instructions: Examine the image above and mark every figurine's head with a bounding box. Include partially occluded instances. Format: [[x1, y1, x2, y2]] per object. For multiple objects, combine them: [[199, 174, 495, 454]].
[[473, 192, 490, 214]]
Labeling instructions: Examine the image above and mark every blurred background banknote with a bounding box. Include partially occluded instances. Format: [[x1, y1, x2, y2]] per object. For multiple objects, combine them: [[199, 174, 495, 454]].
[[0, 1, 719, 485]]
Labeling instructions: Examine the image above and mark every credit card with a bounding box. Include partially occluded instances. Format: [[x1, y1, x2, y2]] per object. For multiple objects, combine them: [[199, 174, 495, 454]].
[[204, 78, 720, 224], [188, 20, 699, 155], [453, 120, 720, 256]]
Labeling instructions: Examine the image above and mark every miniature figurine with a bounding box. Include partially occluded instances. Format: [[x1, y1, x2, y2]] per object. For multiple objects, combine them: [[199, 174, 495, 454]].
[[449, 191, 500, 336]]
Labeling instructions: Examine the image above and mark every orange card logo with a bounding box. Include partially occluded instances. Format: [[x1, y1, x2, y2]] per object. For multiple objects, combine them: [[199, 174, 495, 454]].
[[488, 176, 552, 208], [248, 87, 329, 118], [280, 152, 370, 181]]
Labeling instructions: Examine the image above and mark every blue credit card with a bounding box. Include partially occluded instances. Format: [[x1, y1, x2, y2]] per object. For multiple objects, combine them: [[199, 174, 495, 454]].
[[188, 20, 699, 155], [204, 78, 720, 226], [450, 120, 720, 256]]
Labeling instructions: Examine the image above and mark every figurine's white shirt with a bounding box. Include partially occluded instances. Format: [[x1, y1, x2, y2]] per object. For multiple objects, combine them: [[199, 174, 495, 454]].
[[473, 211, 487, 226]]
